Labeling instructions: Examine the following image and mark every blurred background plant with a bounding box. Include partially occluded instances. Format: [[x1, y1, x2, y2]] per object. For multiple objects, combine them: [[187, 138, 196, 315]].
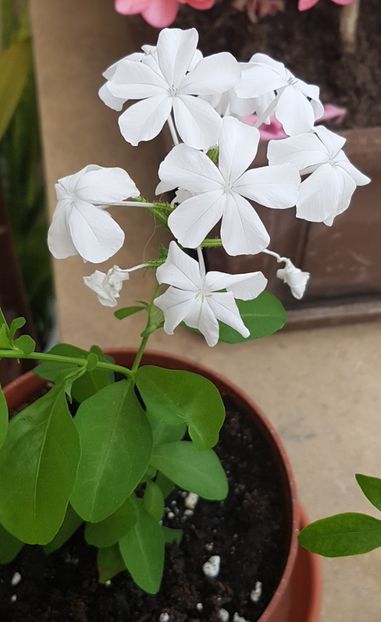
[[0, 0, 52, 368]]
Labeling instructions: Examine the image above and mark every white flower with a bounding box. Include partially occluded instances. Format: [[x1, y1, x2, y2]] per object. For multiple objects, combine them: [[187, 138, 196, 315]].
[[276, 259, 310, 300], [84, 266, 130, 307], [235, 54, 324, 136], [154, 241, 267, 347], [48, 165, 139, 263], [268, 126, 371, 225], [103, 28, 240, 149], [157, 116, 300, 256]]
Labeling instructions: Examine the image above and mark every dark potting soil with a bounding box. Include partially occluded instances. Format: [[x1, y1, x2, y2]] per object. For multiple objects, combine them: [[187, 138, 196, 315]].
[[0, 399, 291, 622], [175, 0, 381, 130]]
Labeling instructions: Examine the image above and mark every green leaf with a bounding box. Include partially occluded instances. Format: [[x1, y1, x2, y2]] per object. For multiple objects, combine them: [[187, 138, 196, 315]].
[[0, 387, 80, 544], [219, 292, 287, 343], [143, 482, 164, 521], [0, 37, 31, 139], [35, 343, 114, 402], [155, 473, 175, 499], [147, 410, 186, 447], [0, 524, 23, 564], [70, 380, 152, 522], [137, 366, 225, 449], [9, 316, 26, 338], [0, 309, 13, 349], [162, 526, 183, 545], [98, 545, 126, 584], [44, 505, 82, 554], [151, 441, 228, 501], [119, 502, 164, 594], [299, 512, 381, 557], [13, 334, 35, 355], [356, 474, 381, 512], [0, 386, 8, 449], [114, 306, 145, 320], [85, 497, 138, 548]]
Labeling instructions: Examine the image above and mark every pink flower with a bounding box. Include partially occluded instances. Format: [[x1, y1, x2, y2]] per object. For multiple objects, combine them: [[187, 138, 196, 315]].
[[115, 0, 215, 28], [298, 0, 354, 10]]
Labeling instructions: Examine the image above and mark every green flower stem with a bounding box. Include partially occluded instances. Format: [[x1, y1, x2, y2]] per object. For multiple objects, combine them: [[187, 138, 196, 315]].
[[0, 349, 133, 379], [131, 284, 162, 374], [201, 238, 223, 248]]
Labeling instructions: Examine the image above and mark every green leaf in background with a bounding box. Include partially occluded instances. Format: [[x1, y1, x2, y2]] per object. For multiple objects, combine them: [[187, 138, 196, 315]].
[[35, 343, 114, 402], [114, 306, 145, 320], [119, 501, 164, 594], [155, 473, 175, 499], [299, 512, 381, 557], [0, 309, 13, 349], [143, 481, 165, 522], [0, 36, 31, 139], [356, 474, 381, 512], [70, 380, 152, 523], [147, 410, 187, 447], [219, 292, 287, 343], [13, 333, 35, 354], [0, 386, 8, 449], [85, 497, 138, 548], [0, 523, 23, 564], [9, 316, 26, 338], [0, 386, 80, 544], [137, 366, 225, 449], [162, 526, 183, 545], [44, 505, 82, 554], [151, 441, 228, 501], [98, 545, 126, 584]]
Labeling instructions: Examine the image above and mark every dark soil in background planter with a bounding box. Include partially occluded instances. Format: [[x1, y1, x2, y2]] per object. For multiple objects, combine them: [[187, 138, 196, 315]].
[[175, 0, 381, 129], [0, 398, 290, 622]]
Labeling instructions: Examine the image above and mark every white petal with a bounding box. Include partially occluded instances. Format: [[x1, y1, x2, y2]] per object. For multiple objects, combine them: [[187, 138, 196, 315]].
[[47, 203, 77, 259], [235, 65, 284, 99], [156, 241, 201, 290], [180, 53, 240, 96], [328, 167, 356, 221], [296, 164, 340, 223], [157, 143, 223, 194], [156, 28, 198, 88], [235, 164, 300, 208], [336, 159, 371, 186], [267, 133, 328, 175], [205, 270, 267, 300], [314, 126, 346, 158], [168, 190, 225, 249], [218, 117, 260, 184], [155, 287, 198, 335], [68, 200, 125, 263], [98, 84, 126, 112], [208, 292, 249, 339], [118, 95, 172, 146], [173, 95, 222, 150], [275, 86, 315, 135], [76, 167, 139, 203], [107, 60, 167, 100], [83, 271, 120, 307], [184, 298, 220, 347], [220, 193, 270, 256]]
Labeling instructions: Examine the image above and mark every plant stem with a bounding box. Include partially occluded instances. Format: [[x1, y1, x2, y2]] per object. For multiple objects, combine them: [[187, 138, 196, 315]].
[[201, 238, 223, 248], [131, 284, 162, 373], [340, 0, 360, 54], [0, 349, 133, 379]]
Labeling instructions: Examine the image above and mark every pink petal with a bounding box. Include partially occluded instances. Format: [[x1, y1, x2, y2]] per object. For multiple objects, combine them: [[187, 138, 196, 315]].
[[142, 0, 179, 27], [332, 0, 354, 4], [321, 103, 347, 124], [115, 0, 150, 15], [298, 0, 319, 9], [183, 0, 215, 8]]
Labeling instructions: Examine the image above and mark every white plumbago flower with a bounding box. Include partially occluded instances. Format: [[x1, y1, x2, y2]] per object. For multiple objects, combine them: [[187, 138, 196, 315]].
[[154, 242, 267, 347], [84, 266, 130, 307], [268, 126, 371, 225], [48, 165, 139, 263], [277, 259, 310, 300], [157, 116, 300, 256], [235, 54, 324, 135], [103, 28, 240, 149]]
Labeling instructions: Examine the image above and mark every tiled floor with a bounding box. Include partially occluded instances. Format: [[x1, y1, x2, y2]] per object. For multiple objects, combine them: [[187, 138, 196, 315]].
[[31, 1, 381, 619]]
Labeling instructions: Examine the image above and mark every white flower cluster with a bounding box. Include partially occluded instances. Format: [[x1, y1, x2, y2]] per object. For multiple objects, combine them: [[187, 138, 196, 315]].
[[48, 28, 370, 347]]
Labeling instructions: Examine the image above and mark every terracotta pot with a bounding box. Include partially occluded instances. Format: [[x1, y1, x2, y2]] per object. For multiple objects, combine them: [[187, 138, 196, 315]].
[[3, 349, 322, 622]]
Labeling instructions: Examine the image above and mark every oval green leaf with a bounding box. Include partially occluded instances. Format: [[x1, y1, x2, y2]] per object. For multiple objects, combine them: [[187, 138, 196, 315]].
[[0, 386, 8, 449], [219, 292, 287, 343], [0, 524, 23, 564], [98, 545, 126, 584], [85, 497, 138, 548], [143, 482, 164, 522], [356, 474, 381, 512]]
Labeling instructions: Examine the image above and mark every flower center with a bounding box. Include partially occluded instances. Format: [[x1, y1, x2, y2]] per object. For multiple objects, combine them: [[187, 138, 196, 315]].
[[168, 85, 178, 97]]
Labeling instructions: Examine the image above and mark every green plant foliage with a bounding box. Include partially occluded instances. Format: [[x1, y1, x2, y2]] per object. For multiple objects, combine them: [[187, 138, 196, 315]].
[[155, 473, 175, 498], [44, 505, 82, 554], [0, 523, 23, 563], [219, 292, 287, 343], [85, 497, 138, 548], [0, 309, 13, 349], [114, 306, 145, 320], [0, 386, 80, 544], [119, 501, 164, 594], [136, 366, 225, 449], [299, 512, 381, 557], [147, 410, 187, 446], [162, 526, 183, 545], [97, 545, 126, 584], [35, 344, 114, 402], [151, 441, 228, 501], [356, 474, 381, 512], [70, 380, 152, 523], [0, 386, 8, 449], [143, 481, 165, 522], [0, 36, 31, 139], [13, 333, 35, 355]]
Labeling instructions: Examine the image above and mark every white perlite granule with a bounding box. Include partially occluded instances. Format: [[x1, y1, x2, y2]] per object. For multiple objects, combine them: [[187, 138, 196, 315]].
[[250, 581, 262, 603], [219, 608, 230, 621], [233, 614, 251, 622], [185, 492, 199, 510], [10, 595, 17, 603], [159, 614, 170, 622], [11, 572, 22, 586], [202, 555, 221, 578], [196, 603, 203, 611]]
